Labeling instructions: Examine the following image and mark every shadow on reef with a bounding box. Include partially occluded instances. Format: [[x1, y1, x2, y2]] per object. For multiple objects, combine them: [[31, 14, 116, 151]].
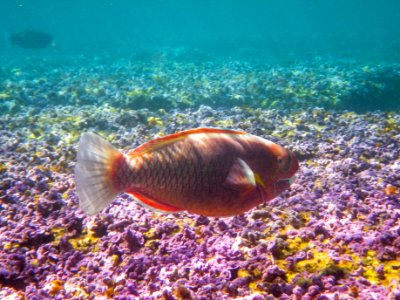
[[340, 67, 400, 113]]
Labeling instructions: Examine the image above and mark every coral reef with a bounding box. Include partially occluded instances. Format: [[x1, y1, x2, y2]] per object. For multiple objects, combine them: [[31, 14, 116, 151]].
[[0, 55, 399, 299], [1, 54, 399, 115]]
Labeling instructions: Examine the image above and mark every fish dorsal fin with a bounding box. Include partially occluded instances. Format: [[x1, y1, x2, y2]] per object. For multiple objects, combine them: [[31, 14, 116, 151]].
[[128, 127, 246, 158], [225, 158, 256, 191], [127, 191, 182, 213]]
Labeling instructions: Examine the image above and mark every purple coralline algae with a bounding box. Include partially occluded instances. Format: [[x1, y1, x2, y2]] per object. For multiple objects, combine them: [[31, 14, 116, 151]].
[[0, 55, 399, 299]]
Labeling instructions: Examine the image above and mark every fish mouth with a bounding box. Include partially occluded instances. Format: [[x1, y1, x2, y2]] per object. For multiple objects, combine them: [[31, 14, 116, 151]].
[[274, 176, 295, 194], [257, 176, 296, 203]]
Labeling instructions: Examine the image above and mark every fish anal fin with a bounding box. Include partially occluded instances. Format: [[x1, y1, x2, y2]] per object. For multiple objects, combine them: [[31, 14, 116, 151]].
[[126, 191, 182, 213], [225, 158, 256, 192], [128, 127, 246, 158]]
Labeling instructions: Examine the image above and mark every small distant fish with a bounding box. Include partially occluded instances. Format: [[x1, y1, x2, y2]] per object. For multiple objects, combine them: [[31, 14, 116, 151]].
[[75, 128, 299, 217], [10, 30, 53, 49]]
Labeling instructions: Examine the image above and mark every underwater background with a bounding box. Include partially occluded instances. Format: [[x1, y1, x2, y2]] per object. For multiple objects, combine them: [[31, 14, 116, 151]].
[[1, 1, 400, 299]]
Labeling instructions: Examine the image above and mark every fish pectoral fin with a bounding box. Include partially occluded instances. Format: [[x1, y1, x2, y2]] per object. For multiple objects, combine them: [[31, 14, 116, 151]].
[[127, 191, 183, 213], [224, 158, 256, 192]]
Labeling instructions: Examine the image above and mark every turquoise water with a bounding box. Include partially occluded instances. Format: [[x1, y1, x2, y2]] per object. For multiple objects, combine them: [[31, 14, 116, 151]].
[[1, 0, 400, 61]]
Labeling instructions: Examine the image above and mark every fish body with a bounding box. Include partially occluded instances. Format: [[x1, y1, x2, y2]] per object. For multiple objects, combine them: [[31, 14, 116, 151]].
[[10, 30, 53, 49], [75, 128, 298, 217]]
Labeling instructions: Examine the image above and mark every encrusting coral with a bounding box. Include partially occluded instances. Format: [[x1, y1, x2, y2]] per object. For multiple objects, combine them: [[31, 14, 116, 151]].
[[0, 54, 399, 299]]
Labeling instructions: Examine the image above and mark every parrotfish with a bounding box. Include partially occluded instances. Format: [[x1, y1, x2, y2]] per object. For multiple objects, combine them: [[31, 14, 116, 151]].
[[75, 128, 298, 217], [10, 30, 53, 49]]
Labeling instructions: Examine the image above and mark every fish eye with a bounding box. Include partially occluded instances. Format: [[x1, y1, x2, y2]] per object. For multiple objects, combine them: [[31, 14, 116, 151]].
[[278, 154, 291, 172]]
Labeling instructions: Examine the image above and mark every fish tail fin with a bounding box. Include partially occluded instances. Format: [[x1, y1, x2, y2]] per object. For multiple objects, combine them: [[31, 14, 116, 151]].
[[75, 132, 123, 215]]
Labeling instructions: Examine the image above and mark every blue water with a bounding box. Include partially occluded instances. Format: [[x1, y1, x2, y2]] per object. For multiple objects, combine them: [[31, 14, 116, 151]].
[[1, 0, 400, 61]]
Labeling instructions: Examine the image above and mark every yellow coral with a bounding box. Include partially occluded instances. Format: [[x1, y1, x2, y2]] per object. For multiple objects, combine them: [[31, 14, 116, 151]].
[[111, 254, 120, 266], [295, 251, 334, 273], [69, 230, 99, 252], [298, 211, 311, 223], [144, 228, 158, 240], [52, 227, 67, 245], [3, 242, 20, 250], [249, 282, 264, 293], [384, 115, 399, 132], [31, 259, 39, 266], [336, 247, 400, 286], [213, 119, 233, 127], [383, 261, 400, 285], [126, 88, 152, 97], [147, 116, 163, 126], [337, 253, 360, 271], [0, 92, 10, 99], [237, 269, 251, 278], [72, 286, 90, 298], [52, 227, 99, 252], [0, 163, 7, 173]]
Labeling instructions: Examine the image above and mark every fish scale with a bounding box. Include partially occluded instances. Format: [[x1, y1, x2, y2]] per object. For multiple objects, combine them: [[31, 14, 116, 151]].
[[76, 128, 298, 217]]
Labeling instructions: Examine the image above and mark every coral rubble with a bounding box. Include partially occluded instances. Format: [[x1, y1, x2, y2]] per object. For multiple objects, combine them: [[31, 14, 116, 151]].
[[0, 55, 399, 299]]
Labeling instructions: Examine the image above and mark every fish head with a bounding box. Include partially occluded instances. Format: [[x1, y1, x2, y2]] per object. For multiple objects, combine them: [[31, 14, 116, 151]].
[[251, 142, 299, 202], [275, 147, 299, 179], [272, 148, 299, 194]]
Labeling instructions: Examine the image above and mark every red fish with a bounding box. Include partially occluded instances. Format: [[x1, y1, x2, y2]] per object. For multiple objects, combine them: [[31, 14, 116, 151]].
[[75, 128, 298, 217]]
